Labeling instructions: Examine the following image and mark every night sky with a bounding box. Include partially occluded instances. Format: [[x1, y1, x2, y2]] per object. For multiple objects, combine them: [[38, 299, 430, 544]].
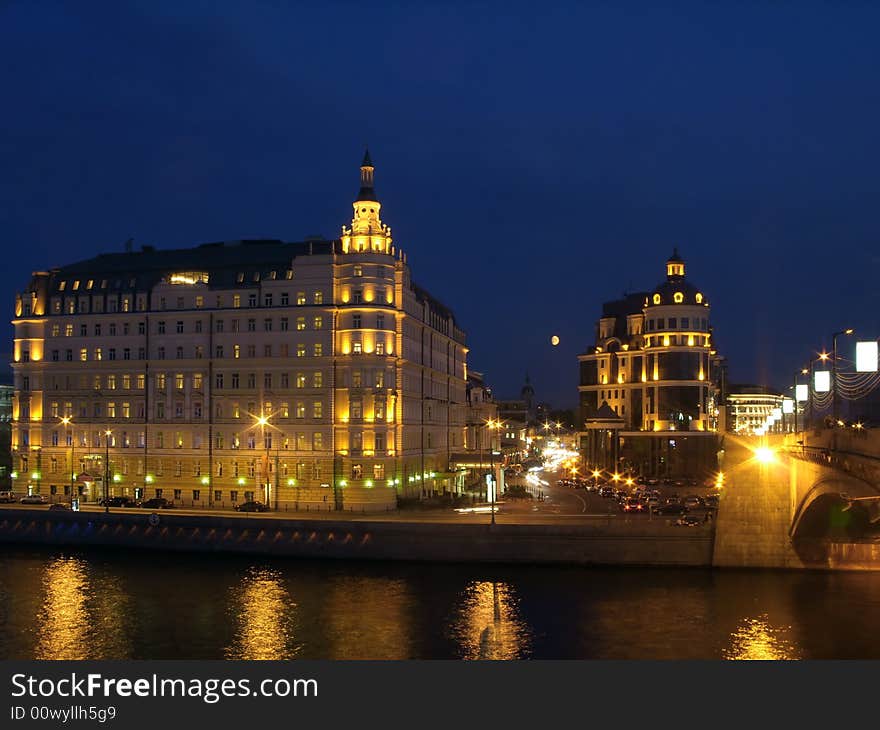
[[3, 2, 879, 409]]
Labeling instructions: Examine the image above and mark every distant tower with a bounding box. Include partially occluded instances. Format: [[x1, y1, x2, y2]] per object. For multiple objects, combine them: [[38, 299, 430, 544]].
[[340, 148, 393, 254], [521, 373, 536, 423]]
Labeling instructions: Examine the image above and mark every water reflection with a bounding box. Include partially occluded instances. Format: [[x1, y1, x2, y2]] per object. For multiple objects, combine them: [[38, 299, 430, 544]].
[[33, 555, 133, 660], [724, 614, 801, 660], [451, 581, 531, 660], [319, 577, 414, 659], [225, 567, 299, 660], [34, 557, 90, 660]]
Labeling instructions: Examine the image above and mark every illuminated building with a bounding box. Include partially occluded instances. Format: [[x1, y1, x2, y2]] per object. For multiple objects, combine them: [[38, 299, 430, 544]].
[[577, 251, 721, 476], [726, 385, 787, 435], [11, 152, 468, 511]]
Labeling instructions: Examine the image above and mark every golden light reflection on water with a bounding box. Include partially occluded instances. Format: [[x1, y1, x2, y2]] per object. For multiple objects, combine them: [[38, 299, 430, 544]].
[[724, 614, 801, 660], [34, 557, 90, 660], [225, 567, 299, 660], [451, 581, 531, 660]]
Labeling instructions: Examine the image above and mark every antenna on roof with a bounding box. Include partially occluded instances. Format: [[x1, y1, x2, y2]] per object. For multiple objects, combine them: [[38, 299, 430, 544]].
[[124, 238, 133, 253]]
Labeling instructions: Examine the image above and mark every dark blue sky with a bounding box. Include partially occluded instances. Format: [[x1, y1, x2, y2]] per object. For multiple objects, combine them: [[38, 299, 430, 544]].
[[3, 1, 879, 408]]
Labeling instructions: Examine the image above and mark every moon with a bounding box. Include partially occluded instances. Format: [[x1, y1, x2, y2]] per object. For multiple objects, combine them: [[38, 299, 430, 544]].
[[551, 335, 560, 346]]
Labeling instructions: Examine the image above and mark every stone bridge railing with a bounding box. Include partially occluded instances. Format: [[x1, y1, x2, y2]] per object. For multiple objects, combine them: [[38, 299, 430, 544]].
[[784, 428, 880, 490]]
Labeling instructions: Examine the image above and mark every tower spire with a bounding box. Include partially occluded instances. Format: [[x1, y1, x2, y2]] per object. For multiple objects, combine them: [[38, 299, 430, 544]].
[[358, 147, 377, 202]]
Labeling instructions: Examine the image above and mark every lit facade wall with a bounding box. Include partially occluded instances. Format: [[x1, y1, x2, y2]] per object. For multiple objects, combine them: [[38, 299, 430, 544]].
[[10, 157, 468, 509]]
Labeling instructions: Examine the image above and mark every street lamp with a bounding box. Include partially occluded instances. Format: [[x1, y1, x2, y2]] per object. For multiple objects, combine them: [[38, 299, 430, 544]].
[[256, 414, 271, 508], [487, 419, 503, 526], [103, 429, 112, 513], [832, 328, 854, 425], [60, 416, 74, 501]]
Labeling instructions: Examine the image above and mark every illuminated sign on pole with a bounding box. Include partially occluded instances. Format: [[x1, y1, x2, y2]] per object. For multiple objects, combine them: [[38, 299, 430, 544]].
[[815, 370, 831, 393], [795, 384, 808, 402], [856, 341, 878, 373], [782, 399, 794, 414]]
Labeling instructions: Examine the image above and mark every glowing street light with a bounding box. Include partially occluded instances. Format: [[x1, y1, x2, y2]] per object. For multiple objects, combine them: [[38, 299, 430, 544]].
[[59, 416, 75, 501], [486, 418, 503, 526], [254, 413, 273, 508], [832, 328, 854, 424]]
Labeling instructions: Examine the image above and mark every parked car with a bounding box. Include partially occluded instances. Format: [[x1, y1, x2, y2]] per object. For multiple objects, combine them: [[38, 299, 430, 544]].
[[48, 502, 72, 511], [98, 496, 136, 508], [235, 500, 269, 512], [622, 497, 645, 513], [673, 514, 702, 527], [139, 497, 174, 509], [652, 502, 688, 515], [20, 494, 48, 504], [598, 486, 615, 498], [703, 494, 720, 509], [683, 495, 704, 509], [0, 491, 17, 503]]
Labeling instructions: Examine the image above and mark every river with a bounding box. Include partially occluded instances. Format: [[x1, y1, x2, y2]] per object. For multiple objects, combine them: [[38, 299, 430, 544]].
[[1, 546, 878, 659]]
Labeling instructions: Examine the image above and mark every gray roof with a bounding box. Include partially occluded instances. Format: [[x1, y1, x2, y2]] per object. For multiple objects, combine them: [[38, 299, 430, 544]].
[[47, 239, 336, 293]]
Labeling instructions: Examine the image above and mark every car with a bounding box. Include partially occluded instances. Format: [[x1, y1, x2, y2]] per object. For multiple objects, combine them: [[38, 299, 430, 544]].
[[683, 495, 704, 509], [0, 491, 17, 503], [645, 496, 661, 509], [622, 497, 645, 513], [19, 494, 48, 504], [235, 500, 269, 512], [139, 497, 174, 510], [703, 494, 720, 509], [652, 502, 688, 515], [98, 496, 136, 508], [597, 486, 614, 498], [48, 502, 72, 511], [673, 514, 702, 527]]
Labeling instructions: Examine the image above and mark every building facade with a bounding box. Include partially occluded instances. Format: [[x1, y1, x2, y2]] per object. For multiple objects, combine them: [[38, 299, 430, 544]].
[[577, 251, 721, 477], [11, 153, 468, 511], [726, 385, 787, 435]]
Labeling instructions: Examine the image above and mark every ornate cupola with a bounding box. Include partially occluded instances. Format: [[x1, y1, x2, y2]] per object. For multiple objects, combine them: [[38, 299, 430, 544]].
[[341, 148, 393, 254], [666, 248, 685, 280]]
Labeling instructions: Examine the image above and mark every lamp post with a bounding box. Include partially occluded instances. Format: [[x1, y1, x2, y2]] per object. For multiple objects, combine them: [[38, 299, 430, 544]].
[[30, 446, 41, 496], [487, 419, 502, 526], [257, 414, 271, 508], [832, 328, 854, 425], [60, 416, 74, 500], [103, 429, 112, 513]]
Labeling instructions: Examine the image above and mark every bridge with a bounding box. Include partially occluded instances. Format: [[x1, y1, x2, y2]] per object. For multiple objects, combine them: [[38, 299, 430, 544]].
[[713, 428, 880, 570]]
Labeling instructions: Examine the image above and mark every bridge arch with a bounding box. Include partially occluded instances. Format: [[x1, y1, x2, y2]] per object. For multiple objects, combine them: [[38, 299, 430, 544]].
[[790, 472, 880, 540]]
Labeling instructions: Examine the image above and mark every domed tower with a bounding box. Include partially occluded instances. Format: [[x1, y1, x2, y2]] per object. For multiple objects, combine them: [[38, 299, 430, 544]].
[[340, 149, 393, 255], [641, 249, 712, 431]]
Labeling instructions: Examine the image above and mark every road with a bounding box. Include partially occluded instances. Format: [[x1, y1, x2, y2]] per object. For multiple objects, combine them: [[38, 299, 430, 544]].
[[0, 468, 719, 526]]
